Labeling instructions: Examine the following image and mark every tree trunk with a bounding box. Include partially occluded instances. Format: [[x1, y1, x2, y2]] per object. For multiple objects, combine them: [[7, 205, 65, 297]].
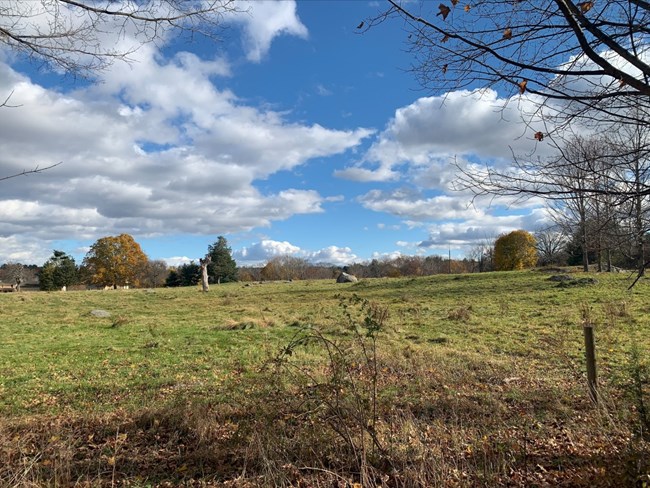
[[607, 249, 612, 272], [581, 224, 589, 272]]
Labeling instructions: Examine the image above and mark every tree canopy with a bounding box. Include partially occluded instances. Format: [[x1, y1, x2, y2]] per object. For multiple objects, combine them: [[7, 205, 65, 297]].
[[83, 234, 148, 288], [494, 230, 538, 271]]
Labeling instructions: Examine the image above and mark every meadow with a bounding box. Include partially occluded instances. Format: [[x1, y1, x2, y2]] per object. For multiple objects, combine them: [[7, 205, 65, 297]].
[[0, 270, 648, 487]]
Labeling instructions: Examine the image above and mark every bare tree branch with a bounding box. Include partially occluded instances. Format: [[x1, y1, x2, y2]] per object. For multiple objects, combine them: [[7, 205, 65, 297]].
[[0, 1, 242, 76], [0, 162, 62, 182], [370, 1, 650, 128]]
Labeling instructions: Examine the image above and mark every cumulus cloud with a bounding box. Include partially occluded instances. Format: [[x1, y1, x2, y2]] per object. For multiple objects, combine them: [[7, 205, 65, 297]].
[[234, 240, 357, 266], [358, 188, 480, 222], [235, 240, 302, 262], [0, 236, 52, 265], [309, 246, 357, 265], [234, 0, 308, 62], [0, 40, 371, 252], [163, 256, 197, 267], [339, 89, 554, 186], [418, 208, 552, 249]]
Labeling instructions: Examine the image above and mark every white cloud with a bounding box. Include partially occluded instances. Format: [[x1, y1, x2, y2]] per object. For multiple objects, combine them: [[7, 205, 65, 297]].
[[234, 0, 308, 62], [309, 246, 357, 265], [234, 240, 357, 266], [418, 208, 552, 249], [0, 236, 52, 265], [358, 188, 480, 222], [236, 239, 302, 261], [0, 44, 371, 250], [163, 256, 197, 267], [316, 84, 332, 96], [340, 89, 554, 185]]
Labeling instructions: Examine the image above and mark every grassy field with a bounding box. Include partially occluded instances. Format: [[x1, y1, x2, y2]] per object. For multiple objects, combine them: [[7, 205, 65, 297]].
[[0, 270, 649, 486]]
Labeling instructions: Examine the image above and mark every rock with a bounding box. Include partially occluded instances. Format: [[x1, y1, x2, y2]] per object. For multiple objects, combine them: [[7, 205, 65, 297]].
[[548, 274, 573, 282], [336, 272, 358, 283], [90, 309, 111, 318]]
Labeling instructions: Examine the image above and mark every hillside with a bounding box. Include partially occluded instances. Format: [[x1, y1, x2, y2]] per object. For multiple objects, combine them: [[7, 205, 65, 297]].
[[1, 271, 648, 486]]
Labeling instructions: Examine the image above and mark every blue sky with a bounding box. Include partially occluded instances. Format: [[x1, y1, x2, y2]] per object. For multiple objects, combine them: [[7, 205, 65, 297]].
[[0, 0, 553, 267]]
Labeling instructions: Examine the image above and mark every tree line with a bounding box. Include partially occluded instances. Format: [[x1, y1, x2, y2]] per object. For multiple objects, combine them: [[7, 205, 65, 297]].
[[4, 225, 641, 293], [0, 234, 237, 291]]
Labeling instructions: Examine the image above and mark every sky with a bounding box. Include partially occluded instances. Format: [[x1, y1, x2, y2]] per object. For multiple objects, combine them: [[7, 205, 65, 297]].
[[0, 0, 556, 268]]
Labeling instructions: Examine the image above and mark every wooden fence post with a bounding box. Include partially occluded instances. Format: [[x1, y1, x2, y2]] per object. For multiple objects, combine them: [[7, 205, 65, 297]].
[[583, 325, 598, 403]]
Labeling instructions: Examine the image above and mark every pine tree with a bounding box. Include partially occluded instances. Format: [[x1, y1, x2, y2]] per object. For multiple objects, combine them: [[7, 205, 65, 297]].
[[39, 250, 78, 291], [207, 236, 238, 283]]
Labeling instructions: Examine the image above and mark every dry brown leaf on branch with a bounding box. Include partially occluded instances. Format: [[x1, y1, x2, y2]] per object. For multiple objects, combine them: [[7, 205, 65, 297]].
[[451, 0, 459, 5], [464, 4, 471, 12], [437, 3, 451, 20], [518, 80, 527, 93], [534, 131, 544, 141], [442, 34, 450, 43], [503, 28, 513, 40], [442, 64, 448, 74], [578, 1, 594, 13]]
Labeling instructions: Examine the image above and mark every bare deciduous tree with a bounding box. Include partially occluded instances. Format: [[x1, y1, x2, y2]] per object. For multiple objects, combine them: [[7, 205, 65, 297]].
[[535, 227, 568, 267], [368, 1, 650, 131], [0, 0, 240, 76]]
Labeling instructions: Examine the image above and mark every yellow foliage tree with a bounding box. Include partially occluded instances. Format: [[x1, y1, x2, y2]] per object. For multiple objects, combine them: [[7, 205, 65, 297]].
[[83, 234, 148, 288], [494, 230, 538, 271]]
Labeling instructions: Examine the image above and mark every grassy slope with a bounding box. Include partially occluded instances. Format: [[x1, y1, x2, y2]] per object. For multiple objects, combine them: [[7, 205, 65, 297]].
[[0, 271, 648, 486]]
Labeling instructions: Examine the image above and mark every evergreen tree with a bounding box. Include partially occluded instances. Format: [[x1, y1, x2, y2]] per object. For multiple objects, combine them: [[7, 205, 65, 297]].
[[180, 262, 202, 286], [165, 262, 201, 287], [165, 269, 182, 287], [39, 250, 78, 291], [207, 236, 238, 283]]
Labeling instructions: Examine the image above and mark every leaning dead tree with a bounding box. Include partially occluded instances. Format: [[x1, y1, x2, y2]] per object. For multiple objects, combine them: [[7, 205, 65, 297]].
[[368, 1, 650, 132], [0, 0, 240, 76], [200, 256, 211, 293]]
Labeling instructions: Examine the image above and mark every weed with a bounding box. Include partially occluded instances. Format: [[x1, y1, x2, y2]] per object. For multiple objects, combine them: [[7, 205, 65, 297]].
[[111, 315, 129, 328], [602, 299, 630, 327], [628, 343, 650, 440], [448, 304, 472, 322], [261, 294, 389, 486]]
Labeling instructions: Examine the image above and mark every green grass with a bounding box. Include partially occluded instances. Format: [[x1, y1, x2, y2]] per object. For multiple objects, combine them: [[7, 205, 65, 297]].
[[0, 271, 649, 486]]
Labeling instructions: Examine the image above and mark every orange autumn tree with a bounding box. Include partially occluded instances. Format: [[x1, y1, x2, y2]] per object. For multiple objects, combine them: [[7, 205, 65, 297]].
[[494, 230, 538, 271], [83, 234, 148, 288]]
